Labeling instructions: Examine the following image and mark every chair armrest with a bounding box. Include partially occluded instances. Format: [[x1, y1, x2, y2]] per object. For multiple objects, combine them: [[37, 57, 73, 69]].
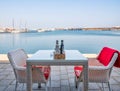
[[89, 66, 109, 70], [15, 66, 26, 70]]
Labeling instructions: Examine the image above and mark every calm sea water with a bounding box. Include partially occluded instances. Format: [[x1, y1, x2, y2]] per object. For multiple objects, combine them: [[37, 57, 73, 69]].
[[0, 30, 120, 54]]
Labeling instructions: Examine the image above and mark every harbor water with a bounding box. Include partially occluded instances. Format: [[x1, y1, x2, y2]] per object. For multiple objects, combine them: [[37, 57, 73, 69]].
[[0, 30, 120, 54]]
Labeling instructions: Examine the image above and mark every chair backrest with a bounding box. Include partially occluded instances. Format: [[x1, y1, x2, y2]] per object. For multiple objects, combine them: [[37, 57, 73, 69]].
[[7, 49, 50, 83], [7, 49, 28, 82], [97, 47, 118, 67], [7, 49, 27, 69], [106, 52, 118, 68]]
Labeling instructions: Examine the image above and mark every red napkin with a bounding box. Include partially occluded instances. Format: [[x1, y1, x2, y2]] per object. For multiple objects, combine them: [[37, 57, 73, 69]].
[[97, 47, 120, 67]]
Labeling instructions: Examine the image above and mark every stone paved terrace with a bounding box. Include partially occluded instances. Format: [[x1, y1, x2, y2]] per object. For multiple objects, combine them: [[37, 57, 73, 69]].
[[0, 64, 120, 91], [0, 54, 120, 91]]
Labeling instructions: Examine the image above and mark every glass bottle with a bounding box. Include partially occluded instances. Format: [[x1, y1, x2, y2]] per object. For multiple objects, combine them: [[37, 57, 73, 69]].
[[60, 40, 64, 54]]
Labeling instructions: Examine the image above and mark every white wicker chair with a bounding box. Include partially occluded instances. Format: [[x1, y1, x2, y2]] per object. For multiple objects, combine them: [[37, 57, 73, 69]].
[[74, 47, 119, 91], [7, 49, 51, 91]]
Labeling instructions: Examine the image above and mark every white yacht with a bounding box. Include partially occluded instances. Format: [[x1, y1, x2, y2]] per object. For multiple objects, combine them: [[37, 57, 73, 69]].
[[0, 30, 4, 33], [11, 30, 20, 33], [38, 29, 45, 32]]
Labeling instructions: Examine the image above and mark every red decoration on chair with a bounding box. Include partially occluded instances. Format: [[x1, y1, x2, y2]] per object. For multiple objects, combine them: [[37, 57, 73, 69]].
[[74, 66, 83, 78], [97, 47, 119, 66], [23, 64, 50, 80]]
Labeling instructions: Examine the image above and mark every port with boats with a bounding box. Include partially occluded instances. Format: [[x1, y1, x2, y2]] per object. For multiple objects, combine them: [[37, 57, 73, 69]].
[[0, 29, 120, 54], [0, 26, 120, 33]]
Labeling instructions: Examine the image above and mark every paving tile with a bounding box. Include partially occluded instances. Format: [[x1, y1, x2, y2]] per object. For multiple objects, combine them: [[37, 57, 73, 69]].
[[68, 73, 75, 78], [0, 64, 8, 69], [113, 67, 120, 71], [60, 70, 67, 75], [4, 85, 15, 91], [0, 64, 4, 68], [88, 83, 100, 90], [60, 66, 66, 70], [5, 74, 15, 80], [112, 76, 120, 83], [69, 78, 75, 84], [49, 87, 60, 91], [51, 75, 60, 81], [0, 63, 120, 91], [51, 80, 60, 87], [0, 69, 5, 73], [78, 83, 84, 91], [110, 84, 120, 91], [61, 80, 69, 86], [51, 66, 60, 71], [51, 70, 60, 76], [10, 79, 16, 85], [88, 90, 101, 91], [0, 79, 13, 86], [66, 66, 74, 72], [0, 70, 11, 75], [0, 75, 7, 80], [61, 86, 70, 91], [4, 68, 13, 72], [109, 78, 119, 85], [97, 83, 109, 89], [60, 74, 68, 80], [70, 86, 77, 91], [66, 66, 74, 69], [103, 87, 111, 91], [69, 81, 75, 87], [67, 69, 74, 73], [0, 86, 7, 91], [111, 70, 120, 76], [1, 64, 9, 69]]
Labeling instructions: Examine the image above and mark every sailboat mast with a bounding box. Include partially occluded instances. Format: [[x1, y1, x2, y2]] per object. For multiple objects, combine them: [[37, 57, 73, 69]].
[[25, 21, 28, 32], [19, 20, 21, 32], [12, 19, 14, 31]]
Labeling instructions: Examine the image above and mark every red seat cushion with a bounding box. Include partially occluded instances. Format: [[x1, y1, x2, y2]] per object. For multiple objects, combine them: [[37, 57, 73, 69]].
[[97, 47, 118, 66], [74, 66, 83, 78], [23, 64, 50, 80]]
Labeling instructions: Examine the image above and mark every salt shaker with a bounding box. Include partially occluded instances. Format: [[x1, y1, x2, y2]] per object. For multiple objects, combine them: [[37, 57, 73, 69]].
[[55, 40, 60, 54]]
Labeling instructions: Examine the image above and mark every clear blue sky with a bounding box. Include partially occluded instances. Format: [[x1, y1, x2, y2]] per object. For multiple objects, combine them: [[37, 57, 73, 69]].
[[0, 0, 120, 29]]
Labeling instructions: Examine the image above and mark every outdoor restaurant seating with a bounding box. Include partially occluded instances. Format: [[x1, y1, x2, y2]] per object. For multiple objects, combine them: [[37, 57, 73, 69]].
[[74, 47, 119, 91], [7, 49, 51, 91]]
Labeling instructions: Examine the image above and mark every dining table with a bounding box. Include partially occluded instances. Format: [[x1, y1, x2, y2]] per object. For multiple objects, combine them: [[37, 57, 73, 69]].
[[26, 50, 88, 91]]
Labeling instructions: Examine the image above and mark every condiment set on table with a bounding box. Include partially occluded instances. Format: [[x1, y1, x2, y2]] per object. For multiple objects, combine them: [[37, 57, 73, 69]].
[[54, 40, 65, 59]]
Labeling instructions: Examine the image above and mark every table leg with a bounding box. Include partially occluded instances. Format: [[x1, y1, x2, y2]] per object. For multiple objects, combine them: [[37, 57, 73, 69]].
[[83, 63, 88, 91], [27, 63, 32, 91]]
